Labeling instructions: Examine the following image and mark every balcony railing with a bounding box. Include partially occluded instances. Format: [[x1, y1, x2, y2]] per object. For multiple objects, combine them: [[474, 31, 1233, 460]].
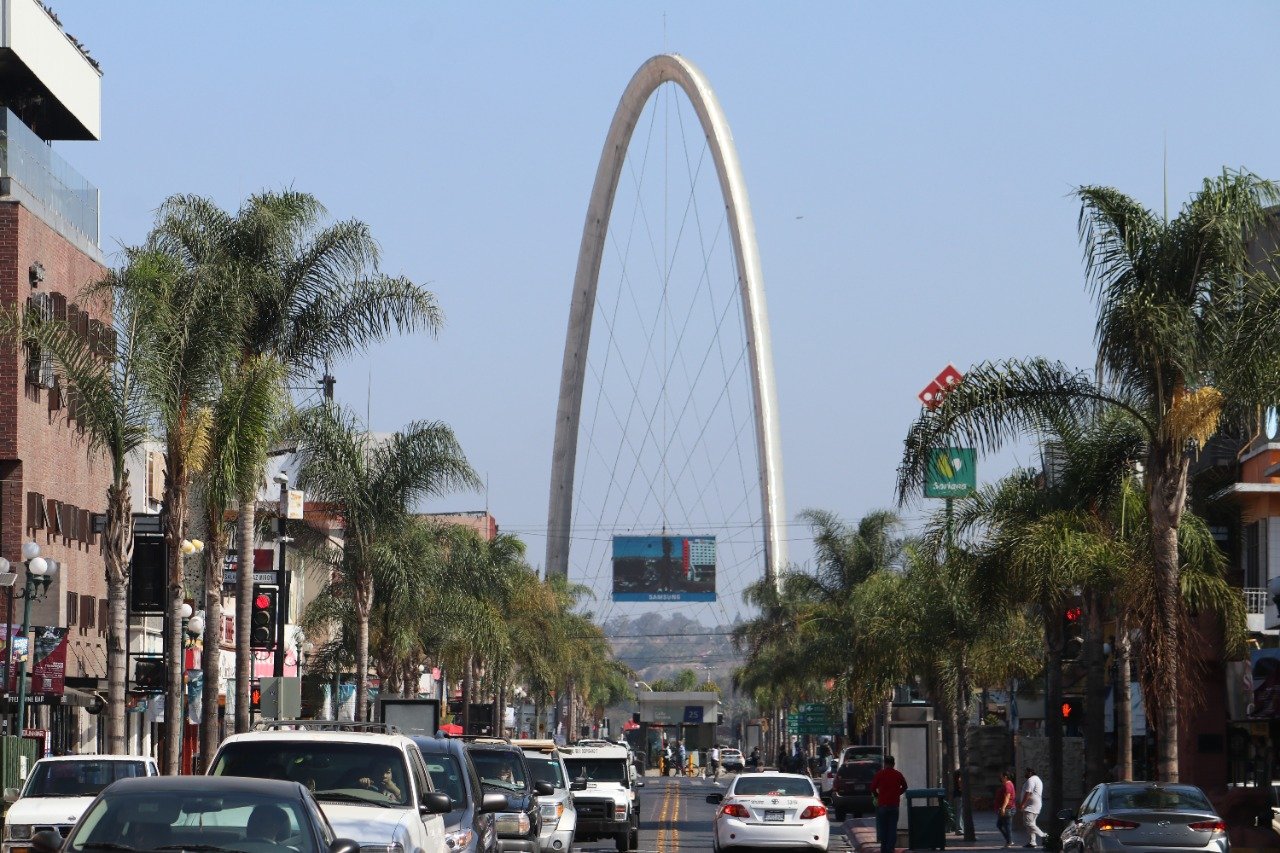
[[0, 109, 99, 245], [1243, 587, 1269, 615]]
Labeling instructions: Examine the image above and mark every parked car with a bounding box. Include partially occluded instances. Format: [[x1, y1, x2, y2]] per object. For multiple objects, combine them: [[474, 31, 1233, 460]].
[[706, 771, 827, 852], [208, 724, 452, 853], [59, 775, 359, 853], [413, 735, 508, 853], [840, 745, 884, 764], [1058, 782, 1229, 853], [464, 737, 553, 852], [830, 758, 882, 821], [2, 754, 158, 853], [720, 749, 745, 774], [513, 740, 577, 852], [817, 765, 837, 804]]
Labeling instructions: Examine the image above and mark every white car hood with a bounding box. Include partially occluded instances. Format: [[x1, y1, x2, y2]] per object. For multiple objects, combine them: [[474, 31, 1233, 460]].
[[5, 797, 96, 827], [314, 801, 407, 844]]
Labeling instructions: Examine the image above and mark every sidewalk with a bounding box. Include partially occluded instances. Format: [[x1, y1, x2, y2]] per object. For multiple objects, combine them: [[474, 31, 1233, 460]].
[[846, 815, 1022, 853]]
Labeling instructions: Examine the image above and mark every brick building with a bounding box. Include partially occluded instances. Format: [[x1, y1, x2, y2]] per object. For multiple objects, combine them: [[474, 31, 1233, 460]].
[[0, 0, 111, 753]]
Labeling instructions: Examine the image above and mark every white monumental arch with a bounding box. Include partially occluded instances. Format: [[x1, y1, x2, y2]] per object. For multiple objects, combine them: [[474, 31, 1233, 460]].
[[545, 54, 787, 590]]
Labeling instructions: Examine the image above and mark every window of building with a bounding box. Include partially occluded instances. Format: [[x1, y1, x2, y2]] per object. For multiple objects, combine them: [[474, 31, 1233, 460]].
[[67, 592, 78, 627]]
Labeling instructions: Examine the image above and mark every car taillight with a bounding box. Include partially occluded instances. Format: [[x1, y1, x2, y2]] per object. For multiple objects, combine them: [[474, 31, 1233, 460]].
[[720, 803, 750, 818], [1188, 819, 1226, 833], [800, 805, 827, 820], [1098, 818, 1140, 831]]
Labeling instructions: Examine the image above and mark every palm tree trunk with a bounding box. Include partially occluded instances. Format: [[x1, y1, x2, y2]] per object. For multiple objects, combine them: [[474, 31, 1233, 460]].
[[1082, 589, 1106, 788], [1044, 609, 1065, 828], [957, 655, 975, 842], [1147, 453, 1188, 783], [1116, 616, 1133, 780], [164, 451, 189, 776], [201, 526, 225, 771], [234, 492, 255, 733], [461, 656, 473, 734], [104, 479, 133, 755], [354, 574, 372, 723]]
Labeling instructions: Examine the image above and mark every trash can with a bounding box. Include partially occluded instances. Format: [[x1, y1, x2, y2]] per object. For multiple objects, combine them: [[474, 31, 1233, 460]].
[[905, 788, 947, 850]]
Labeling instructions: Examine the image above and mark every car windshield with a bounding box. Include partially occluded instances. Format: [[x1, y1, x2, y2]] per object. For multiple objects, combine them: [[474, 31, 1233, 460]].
[[67, 789, 315, 853], [733, 777, 816, 797], [469, 751, 527, 792], [23, 761, 149, 798], [525, 756, 565, 789], [420, 754, 466, 806], [563, 758, 629, 785], [211, 743, 409, 807], [1107, 785, 1212, 812]]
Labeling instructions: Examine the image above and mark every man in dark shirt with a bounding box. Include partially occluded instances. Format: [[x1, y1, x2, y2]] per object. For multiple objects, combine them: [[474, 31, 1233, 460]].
[[870, 755, 909, 853]]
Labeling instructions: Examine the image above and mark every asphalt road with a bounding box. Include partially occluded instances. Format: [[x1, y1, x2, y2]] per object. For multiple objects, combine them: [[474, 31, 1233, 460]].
[[573, 774, 854, 853]]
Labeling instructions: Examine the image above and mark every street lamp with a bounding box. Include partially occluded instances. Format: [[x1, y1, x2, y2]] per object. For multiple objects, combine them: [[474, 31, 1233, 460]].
[[633, 681, 654, 692], [14, 542, 55, 733]]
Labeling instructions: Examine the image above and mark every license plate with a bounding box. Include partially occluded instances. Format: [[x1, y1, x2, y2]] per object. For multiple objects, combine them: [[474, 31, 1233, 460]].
[[765, 810, 785, 822], [853, 783, 868, 791]]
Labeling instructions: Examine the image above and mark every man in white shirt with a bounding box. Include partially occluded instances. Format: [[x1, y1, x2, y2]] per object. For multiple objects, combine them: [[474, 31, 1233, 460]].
[[1018, 767, 1048, 848], [708, 745, 721, 779]]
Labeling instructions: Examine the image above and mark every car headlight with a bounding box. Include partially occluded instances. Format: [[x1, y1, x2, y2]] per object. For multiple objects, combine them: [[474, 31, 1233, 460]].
[[443, 828, 474, 850], [614, 803, 628, 821], [540, 801, 564, 824], [5, 825, 32, 841], [495, 811, 531, 835], [358, 845, 404, 853]]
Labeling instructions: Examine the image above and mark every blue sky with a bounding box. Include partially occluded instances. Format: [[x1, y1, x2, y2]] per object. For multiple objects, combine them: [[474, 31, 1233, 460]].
[[52, 2, 1280, 596]]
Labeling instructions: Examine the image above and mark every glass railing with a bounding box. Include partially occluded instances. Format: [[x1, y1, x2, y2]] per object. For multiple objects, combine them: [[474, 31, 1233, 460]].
[[0, 109, 98, 245]]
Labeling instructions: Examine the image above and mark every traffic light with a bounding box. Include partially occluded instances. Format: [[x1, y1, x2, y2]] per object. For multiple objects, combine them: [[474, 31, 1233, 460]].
[[1063, 606, 1084, 661], [250, 684, 261, 710], [250, 585, 278, 649]]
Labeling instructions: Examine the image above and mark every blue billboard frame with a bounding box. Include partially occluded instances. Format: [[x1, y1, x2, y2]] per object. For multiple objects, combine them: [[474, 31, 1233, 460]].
[[612, 535, 716, 602]]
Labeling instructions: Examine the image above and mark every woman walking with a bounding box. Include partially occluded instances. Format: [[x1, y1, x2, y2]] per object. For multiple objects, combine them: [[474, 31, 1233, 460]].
[[996, 770, 1017, 848]]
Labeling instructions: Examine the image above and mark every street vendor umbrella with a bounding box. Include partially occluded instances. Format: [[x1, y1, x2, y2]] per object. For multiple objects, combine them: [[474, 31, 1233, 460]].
[[439, 723, 464, 736]]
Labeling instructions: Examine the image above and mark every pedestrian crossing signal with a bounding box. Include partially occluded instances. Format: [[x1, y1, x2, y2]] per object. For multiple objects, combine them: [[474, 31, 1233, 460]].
[[250, 686, 261, 710]]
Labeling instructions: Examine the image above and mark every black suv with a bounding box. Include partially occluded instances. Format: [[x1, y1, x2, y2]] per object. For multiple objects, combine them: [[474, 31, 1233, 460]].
[[463, 738, 553, 853], [413, 736, 508, 853]]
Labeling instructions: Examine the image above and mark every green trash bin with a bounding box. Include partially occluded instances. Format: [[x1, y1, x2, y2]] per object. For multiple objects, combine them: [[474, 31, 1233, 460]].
[[905, 788, 947, 850]]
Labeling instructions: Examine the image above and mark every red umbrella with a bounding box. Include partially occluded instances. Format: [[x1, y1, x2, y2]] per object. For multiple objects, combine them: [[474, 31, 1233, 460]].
[[439, 723, 464, 736]]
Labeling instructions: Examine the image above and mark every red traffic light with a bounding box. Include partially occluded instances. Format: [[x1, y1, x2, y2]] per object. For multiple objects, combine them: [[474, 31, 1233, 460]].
[[1061, 702, 1073, 719], [1065, 606, 1082, 622], [255, 593, 271, 609]]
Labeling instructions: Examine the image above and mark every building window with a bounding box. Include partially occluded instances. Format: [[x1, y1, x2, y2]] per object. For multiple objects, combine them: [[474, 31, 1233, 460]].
[[1246, 521, 1262, 589], [80, 596, 95, 632], [97, 599, 108, 637], [67, 592, 78, 627]]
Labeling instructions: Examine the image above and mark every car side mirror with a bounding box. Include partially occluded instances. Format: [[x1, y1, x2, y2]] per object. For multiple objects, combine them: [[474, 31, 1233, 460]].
[[1056, 808, 1075, 821], [3, 787, 20, 804], [480, 792, 509, 813], [535, 780, 554, 797], [570, 779, 588, 791], [418, 791, 452, 815], [329, 840, 361, 853], [706, 793, 723, 804]]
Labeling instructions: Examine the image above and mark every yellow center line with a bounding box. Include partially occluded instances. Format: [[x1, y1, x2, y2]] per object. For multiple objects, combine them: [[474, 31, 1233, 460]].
[[654, 780, 674, 853], [670, 778, 681, 850]]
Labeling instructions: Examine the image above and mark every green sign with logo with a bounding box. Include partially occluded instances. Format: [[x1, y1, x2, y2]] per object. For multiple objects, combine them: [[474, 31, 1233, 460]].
[[924, 447, 976, 498]]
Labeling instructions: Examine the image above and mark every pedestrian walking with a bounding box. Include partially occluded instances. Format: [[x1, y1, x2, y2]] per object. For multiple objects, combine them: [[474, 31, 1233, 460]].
[[708, 744, 721, 779], [677, 740, 688, 776], [870, 754, 909, 853], [996, 770, 1016, 848], [1018, 767, 1048, 848], [792, 739, 805, 774], [950, 768, 965, 835], [662, 742, 673, 776], [817, 738, 833, 774], [776, 744, 787, 772]]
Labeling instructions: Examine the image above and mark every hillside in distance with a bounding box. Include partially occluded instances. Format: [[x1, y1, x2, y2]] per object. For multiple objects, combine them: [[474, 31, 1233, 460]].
[[603, 611, 741, 687]]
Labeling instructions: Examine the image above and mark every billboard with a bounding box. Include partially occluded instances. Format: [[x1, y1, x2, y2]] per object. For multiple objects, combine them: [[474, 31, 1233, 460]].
[[612, 535, 715, 601]]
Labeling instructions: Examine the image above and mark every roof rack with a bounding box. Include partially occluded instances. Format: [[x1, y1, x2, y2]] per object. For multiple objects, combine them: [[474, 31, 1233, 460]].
[[453, 734, 511, 745], [252, 720, 401, 734]]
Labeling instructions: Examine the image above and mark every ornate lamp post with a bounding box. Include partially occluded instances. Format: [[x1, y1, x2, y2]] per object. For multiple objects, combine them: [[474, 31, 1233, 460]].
[[15, 541, 56, 732]]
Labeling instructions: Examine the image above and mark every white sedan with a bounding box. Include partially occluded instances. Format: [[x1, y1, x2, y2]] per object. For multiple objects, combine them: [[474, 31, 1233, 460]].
[[706, 771, 829, 852]]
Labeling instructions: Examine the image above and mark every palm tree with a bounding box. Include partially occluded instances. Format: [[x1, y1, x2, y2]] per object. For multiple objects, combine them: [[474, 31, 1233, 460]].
[[122, 243, 243, 775], [899, 169, 1280, 781], [197, 354, 284, 762], [288, 403, 478, 720], [150, 190, 443, 733], [0, 267, 153, 753]]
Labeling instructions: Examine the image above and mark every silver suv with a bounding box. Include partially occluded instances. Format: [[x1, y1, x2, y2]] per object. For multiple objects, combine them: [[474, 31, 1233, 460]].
[[514, 741, 576, 852], [208, 722, 452, 853]]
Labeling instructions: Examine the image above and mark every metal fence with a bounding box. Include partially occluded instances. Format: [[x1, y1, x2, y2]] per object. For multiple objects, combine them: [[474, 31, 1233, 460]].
[[1243, 587, 1269, 615], [0, 735, 40, 803]]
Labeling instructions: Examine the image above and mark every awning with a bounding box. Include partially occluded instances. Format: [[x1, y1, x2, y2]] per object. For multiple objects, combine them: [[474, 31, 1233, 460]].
[[59, 687, 104, 709]]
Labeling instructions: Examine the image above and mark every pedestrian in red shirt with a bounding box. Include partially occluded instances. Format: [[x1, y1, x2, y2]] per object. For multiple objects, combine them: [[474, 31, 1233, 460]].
[[870, 755, 908, 853]]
